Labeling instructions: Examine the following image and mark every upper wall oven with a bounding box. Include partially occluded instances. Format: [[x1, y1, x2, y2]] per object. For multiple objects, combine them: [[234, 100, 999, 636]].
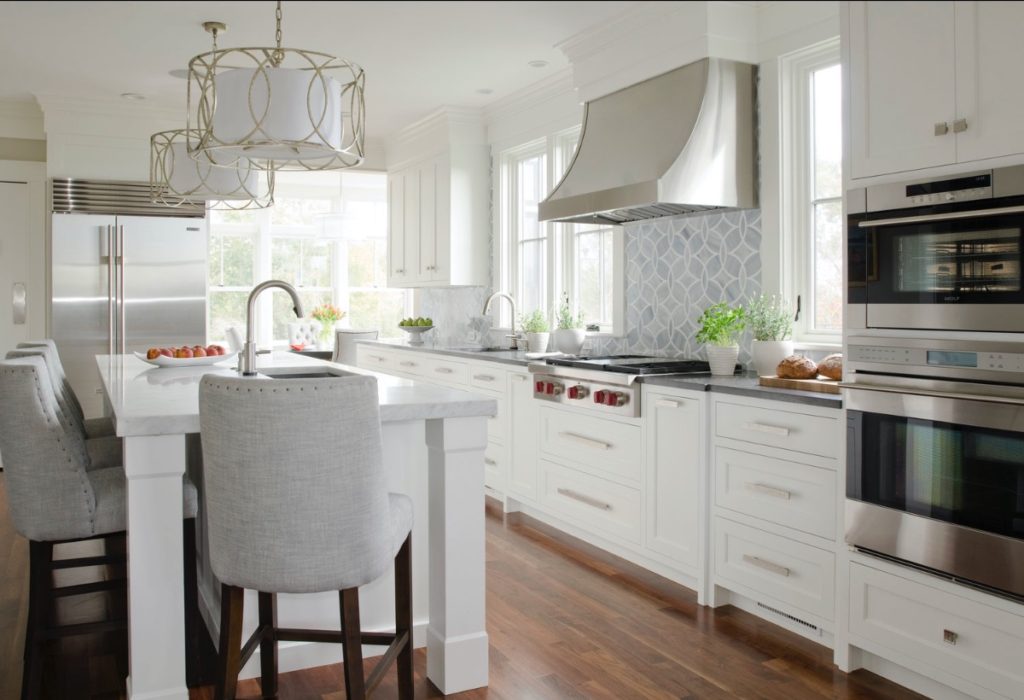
[[847, 166, 1024, 333]]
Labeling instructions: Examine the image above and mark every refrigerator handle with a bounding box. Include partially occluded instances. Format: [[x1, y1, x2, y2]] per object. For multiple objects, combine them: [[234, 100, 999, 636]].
[[106, 225, 115, 357], [117, 224, 126, 355]]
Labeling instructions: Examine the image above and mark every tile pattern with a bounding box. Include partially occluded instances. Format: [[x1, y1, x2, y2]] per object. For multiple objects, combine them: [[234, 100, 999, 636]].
[[418, 286, 492, 347]]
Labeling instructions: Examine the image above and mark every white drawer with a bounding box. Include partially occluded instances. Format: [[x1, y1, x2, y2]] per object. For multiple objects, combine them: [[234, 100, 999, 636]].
[[420, 355, 469, 386], [715, 517, 835, 621], [541, 459, 641, 544], [715, 447, 837, 540], [486, 394, 507, 444], [484, 441, 506, 493], [357, 347, 401, 373], [850, 562, 1024, 699], [715, 400, 839, 459], [469, 364, 508, 392], [392, 353, 426, 375], [539, 406, 641, 484]]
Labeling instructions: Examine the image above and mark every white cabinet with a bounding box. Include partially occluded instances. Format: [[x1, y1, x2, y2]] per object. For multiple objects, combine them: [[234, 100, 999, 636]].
[[847, 1, 1024, 179], [507, 370, 540, 502], [643, 389, 703, 573], [386, 110, 488, 287]]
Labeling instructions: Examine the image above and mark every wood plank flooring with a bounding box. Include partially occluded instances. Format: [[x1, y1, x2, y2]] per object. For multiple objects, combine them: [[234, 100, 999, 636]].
[[0, 475, 921, 699]]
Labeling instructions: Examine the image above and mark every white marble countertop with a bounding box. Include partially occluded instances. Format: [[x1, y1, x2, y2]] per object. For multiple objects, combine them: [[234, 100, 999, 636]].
[[96, 352, 498, 437]]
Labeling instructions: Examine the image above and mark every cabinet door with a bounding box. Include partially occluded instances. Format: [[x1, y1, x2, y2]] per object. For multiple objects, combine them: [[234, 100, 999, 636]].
[[848, 1, 957, 178], [644, 391, 701, 570], [387, 171, 408, 286], [433, 155, 451, 282], [402, 167, 422, 284], [507, 371, 539, 502], [417, 160, 437, 281], [954, 1, 1024, 163]]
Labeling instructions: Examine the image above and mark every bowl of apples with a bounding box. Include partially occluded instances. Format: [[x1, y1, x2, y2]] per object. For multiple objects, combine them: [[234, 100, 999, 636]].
[[398, 317, 434, 346], [135, 344, 232, 368]]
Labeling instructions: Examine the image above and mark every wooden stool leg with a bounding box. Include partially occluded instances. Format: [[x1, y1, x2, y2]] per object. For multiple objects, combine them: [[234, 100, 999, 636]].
[[215, 584, 244, 700], [395, 535, 413, 700], [258, 592, 278, 699], [340, 587, 366, 700], [20, 541, 51, 700], [182, 519, 200, 688]]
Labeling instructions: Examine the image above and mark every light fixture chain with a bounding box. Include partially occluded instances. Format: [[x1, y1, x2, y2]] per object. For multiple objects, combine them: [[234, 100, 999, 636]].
[[272, 1, 284, 66]]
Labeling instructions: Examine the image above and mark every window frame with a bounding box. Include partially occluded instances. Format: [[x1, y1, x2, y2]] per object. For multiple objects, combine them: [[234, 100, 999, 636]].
[[780, 38, 843, 345]]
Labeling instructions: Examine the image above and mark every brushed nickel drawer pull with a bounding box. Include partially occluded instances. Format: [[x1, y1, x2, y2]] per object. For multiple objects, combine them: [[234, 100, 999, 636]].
[[473, 374, 496, 381], [742, 421, 791, 437], [943, 629, 958, 645], [934, 121, 950, 136], [558, 431, 611, 450], [557, 487, 612, 511], [744, 482, 792, 500], [952, 118, 968, 133], [371, 355, 385, 362], [655, 399, 680, 408], [511, 374, 527, 382], [435, 367, 454, 374], [484, 457, 497, 466], [742, 554, 791, 577], [12, 282, 26, 325], [400, 361, 418, 367]]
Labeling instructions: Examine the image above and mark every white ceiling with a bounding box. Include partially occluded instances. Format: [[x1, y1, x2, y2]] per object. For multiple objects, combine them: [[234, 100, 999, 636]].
[[0, 1, 636, 139]]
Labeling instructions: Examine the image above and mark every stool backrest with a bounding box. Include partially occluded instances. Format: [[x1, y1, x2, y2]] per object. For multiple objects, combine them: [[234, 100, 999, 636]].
[[287, 319, 323, 348], [199, 374, 391, 593], [0, 357, 96, 541], [331, 329, 379, 364], [17, 340, 86, 426], [7, 347, 87, 440]]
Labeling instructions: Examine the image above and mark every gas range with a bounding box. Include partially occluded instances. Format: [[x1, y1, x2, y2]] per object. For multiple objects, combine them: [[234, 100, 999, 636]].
[[528, 355, 721, 417]]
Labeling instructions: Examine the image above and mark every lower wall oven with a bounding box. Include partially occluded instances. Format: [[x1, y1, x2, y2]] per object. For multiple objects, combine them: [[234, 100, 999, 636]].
[[844, 337, 1024, 599]]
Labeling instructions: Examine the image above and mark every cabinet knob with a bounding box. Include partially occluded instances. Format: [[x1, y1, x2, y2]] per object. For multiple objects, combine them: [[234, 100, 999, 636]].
[[395, 268, 405, 274], [943, 629, 958, 645], [934, 122, 950, 136], [953, 118, 968, 133]]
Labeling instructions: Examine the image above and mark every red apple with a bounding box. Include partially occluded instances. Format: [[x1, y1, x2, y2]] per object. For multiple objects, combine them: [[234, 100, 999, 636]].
[[146, 347, 160, 360], [207, 345, 223, 356], [159, 348, 173, 357], [176, 347, 193, 359], [193, 347, 207, 357]]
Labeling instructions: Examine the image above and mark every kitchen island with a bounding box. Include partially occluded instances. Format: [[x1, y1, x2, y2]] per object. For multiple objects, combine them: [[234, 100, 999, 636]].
[[96, 352, 496, 700]]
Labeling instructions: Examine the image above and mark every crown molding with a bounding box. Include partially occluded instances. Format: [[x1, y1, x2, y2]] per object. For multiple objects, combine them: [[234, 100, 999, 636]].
[[482, 67, 576, 125], [0, 99, 45, 139]]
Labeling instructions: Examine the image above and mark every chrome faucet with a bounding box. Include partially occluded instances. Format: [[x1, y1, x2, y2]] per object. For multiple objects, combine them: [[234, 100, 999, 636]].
[[482, 291, 519, 349], [240, 280, 304, 376]]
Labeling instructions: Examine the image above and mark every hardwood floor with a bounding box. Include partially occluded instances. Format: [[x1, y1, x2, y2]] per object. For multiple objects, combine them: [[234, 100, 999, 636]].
[[0, 476, 921, 699]]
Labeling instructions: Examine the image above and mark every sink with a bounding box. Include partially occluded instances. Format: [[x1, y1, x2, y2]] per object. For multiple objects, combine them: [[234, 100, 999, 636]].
[[258, 367, 355, 380], [448, 347, 517, 353]]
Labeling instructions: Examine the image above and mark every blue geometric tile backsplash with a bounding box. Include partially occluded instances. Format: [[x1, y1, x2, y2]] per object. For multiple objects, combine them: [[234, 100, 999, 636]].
[[419, 208, 762, 365]]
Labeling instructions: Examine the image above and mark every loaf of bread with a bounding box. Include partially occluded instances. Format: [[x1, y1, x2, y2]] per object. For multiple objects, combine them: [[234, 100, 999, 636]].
[[776, 355, 818, 379], [817, 354, 843, 380]]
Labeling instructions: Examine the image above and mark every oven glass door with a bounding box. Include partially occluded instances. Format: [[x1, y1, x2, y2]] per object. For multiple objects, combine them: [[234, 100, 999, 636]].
[[848, 409, 1024, 541]]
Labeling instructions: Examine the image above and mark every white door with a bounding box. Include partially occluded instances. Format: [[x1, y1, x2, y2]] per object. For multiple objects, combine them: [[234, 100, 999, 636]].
[[848, 1, 957, 179], [0, 182, 31, 351], [954, 1, 1024, 163]]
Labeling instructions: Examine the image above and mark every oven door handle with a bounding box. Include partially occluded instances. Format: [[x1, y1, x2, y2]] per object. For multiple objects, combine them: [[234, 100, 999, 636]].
[[858, 203, 1024, 228], [839, 381, 1024, 406]]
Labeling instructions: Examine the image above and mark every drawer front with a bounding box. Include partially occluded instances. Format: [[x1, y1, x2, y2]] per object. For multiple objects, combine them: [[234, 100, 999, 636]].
[[469, 364, 508, 392], [715, 400, 838, 459], [486, 393, 507, 444], [715, 517, 835, 621], [850, 563, 1024, 698], [539, 406, 641, 483], [484, 441, 506, 493], [715, 447, 837, 540], [357, 347, 401, 374], [541, 459, 641, 544], [392, 353, 427, 376], [420, 356, 469, 386]]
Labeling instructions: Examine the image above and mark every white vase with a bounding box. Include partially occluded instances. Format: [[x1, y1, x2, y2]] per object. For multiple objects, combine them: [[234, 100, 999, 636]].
[[751, 339, 794, 377], [705, 344, 740, 376], [526, 332, 550, 353], [553, 328, 586, 355]]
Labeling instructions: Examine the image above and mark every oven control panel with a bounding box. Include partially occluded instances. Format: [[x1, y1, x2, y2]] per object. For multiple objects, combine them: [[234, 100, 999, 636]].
[[848, 344, 1024, 373], [532, 374, 639, 417]]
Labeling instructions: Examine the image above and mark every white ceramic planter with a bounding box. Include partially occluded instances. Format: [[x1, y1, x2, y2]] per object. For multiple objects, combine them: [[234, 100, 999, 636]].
[[526, 332, 550, 353], [751, 339, 794, 377], [705, 344, 740, 376], [553, 328, 586, 355]]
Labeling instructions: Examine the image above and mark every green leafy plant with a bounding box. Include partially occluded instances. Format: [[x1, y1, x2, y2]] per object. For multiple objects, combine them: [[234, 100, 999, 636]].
[[555, 292, 585, 330], [520, 309, 550, 333], [695, 302, 745, 347], [745, 294, 792, 341]]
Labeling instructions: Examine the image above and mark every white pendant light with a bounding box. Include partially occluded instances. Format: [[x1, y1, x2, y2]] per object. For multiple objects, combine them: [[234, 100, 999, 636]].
[[186, 1, 365, 171]]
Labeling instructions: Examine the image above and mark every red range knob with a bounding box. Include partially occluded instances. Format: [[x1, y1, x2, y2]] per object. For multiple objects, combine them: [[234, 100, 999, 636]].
[[545, 382, 555, 395], [535, 380, 545, 393], [604, 391, 617, 406], [594, 390, 606, 404]]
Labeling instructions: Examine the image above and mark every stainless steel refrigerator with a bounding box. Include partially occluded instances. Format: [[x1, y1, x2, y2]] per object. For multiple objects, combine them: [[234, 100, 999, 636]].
[[51, 212, 207, 417]]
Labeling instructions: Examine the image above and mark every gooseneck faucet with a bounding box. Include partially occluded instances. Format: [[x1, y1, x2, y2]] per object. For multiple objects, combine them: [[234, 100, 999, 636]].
[[482, 291, 519, 349], [240, 280, 304, 375]]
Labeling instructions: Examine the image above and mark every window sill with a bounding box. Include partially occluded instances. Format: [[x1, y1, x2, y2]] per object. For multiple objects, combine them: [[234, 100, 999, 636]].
[[792, 340, 842, 352]]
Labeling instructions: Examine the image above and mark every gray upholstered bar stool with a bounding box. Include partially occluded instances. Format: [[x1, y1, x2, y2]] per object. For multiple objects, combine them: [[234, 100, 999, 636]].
[[0, 356, 200, 699], [199, 374, 413, 700]]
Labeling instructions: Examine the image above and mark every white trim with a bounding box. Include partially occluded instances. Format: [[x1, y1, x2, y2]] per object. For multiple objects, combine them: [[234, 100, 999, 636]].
[[0, 159, 47, 341], [779, 37, 842, 343]]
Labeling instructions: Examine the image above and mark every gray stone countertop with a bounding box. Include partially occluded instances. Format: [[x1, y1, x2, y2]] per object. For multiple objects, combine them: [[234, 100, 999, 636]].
[[360, 341, 842, 408]]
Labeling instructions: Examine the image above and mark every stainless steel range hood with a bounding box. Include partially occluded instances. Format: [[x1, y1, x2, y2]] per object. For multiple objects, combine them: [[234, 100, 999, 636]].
[[539, 58, 757, 225]]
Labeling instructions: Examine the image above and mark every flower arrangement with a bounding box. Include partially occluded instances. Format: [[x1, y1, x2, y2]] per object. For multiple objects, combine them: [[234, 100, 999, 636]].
[[310, 303, 345, 347], [555, 292, 585, 330]]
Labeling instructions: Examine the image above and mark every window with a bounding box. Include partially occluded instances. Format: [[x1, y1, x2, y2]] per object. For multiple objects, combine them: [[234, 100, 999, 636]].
[[207, 171, 411, 346], [497, 127, 623, 333], [781, 39, 842, 342]]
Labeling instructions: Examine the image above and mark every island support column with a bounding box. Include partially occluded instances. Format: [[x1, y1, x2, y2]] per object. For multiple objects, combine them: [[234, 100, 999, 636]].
[[424, 415, 489, 693], [124, 434, 189, 700]]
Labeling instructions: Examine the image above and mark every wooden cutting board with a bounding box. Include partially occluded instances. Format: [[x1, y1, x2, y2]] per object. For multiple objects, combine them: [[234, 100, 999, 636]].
[[758, 375, 841, 394]]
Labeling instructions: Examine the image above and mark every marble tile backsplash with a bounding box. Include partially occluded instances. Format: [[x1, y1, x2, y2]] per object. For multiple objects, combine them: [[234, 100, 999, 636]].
[[419, 208, 763, 364]]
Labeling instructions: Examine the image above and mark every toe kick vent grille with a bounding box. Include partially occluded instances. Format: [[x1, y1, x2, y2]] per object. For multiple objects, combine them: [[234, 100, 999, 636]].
[[756, 601, 819, 633]]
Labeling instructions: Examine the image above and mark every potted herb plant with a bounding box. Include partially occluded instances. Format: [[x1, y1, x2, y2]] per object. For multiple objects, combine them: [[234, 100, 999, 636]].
[[519, 309, 551, 353], [745, 294, 793, 376], [553, 292, 586, 355], [695, 302, 745, 376]]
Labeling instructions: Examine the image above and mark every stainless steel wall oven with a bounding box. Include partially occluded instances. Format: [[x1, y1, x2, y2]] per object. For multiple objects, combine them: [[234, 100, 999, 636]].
[[844, 336, 1024, 598], [848, 166, 1024, 333]]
